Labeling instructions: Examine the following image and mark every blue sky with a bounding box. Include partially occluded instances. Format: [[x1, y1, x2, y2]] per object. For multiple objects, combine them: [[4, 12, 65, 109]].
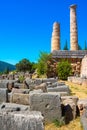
[[0, 0, 87, 65]]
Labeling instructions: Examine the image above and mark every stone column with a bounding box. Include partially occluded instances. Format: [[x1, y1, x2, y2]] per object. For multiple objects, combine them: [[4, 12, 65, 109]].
[[70, 4, 78, 50], [51, 22, 60, 52]]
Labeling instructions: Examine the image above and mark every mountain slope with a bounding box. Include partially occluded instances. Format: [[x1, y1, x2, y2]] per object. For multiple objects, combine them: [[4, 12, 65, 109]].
[[0, 61, 16, 72]]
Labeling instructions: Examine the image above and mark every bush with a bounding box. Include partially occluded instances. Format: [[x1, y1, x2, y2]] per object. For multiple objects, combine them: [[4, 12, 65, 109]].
[[18, 75, 25, 83], [53, 118, 65, 127], [57, 60, 72, 80]]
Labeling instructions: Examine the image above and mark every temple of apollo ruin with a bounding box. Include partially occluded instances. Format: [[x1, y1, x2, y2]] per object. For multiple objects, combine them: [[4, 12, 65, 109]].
[[51, 4, 87, 75]]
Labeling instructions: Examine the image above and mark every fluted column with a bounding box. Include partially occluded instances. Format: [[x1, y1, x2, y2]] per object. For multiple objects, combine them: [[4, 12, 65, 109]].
[[70, 4, 78, 50], [51, 22, 60, 52]]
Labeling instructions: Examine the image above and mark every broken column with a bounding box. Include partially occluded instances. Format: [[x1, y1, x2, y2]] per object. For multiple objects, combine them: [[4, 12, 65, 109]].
[[70, 4, 78, 50], [51, 22, 60, 52]]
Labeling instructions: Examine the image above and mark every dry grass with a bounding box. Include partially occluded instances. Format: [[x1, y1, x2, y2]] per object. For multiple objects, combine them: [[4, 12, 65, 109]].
[[65, 81, 87, 99], [45, 81, 87, 130], [45, 118, 83, 130]]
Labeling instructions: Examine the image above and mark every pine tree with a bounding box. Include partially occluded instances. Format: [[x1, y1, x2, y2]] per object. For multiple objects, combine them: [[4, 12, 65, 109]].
[[78, 44, 82, 50], [84, 40, 87, 50], [63, 40, 68, 50]]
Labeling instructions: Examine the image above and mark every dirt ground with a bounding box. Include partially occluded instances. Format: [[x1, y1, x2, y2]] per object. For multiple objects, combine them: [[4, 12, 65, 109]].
[[45, 81, 87, 130]]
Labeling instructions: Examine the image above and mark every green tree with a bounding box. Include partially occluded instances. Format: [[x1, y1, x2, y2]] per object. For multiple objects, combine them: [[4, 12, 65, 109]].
[[63, 40, 68, 50], [30, 62, 38, 73], [84, 40, 87, 50], [37, 52, 51, 76], [57, 60, 72, 80], [16, 58, 32, 72], [78, 44, 82, 50]]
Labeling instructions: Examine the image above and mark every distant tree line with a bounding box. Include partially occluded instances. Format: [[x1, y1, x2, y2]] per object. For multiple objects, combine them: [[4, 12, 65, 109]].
[[15, 52, 72, 80]]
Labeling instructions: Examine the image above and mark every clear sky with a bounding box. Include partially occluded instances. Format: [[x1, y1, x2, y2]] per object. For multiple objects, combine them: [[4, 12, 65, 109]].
[[0, 0, 87, 65]]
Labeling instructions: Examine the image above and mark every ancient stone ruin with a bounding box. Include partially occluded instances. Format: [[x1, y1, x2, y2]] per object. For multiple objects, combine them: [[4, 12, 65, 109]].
[[0, 3, 87, 130], [70, 4, 78, 50], [0, 72, 86, 129], [68, 55, 87, 87], [51, 4, 87, 75], [51, 22, 60, 52], [81, 55, 87, 78]]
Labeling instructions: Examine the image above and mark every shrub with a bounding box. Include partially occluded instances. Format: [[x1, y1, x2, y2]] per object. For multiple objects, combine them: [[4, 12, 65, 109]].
[[57, 60, 72, 80], [53, 118, 65, 127], [18, 75, 25, 83]]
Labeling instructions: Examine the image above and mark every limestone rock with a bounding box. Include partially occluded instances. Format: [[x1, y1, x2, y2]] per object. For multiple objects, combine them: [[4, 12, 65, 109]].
[[81, 55, 87, 78], [51, 22, 60, 51], [70, 4, 78, 50], [29, 93, 61, 123], [0, 88, 8, 103], [10, 93, 29, 105], [62, 99, 76, 124], [0, 111, 44, 130]]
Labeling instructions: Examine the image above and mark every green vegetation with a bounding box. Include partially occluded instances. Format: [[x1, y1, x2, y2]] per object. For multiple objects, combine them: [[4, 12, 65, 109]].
[[18, 75, 25, 83], [84, 40, 87, 50], [37, 52, 51, 76], [16, 58, 37, 73], [78, 44, 82, 50], [57, 60, 72, 80], [53, 119, 65, 127], [16, 58, 31, 72], [63, 40, 68, 50]]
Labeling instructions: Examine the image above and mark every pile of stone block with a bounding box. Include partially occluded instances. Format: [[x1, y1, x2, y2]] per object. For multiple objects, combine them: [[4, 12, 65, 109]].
[[0, 76, 82, 129]]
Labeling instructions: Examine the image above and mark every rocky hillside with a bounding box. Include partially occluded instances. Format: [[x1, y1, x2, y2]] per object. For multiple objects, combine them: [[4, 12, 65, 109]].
[[0, 61, 16, 72]]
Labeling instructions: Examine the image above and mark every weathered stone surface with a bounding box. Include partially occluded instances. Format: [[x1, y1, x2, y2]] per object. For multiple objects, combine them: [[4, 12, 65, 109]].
[[12, 88, 30, 94], [61, 96, 78, 105], [34, 78, 42, 85], [0, 111, 44, 130], [0, 88, 8, 103], [70, 4, 78, 50], [0, 80, 18, 89], [77, 99, 87, 115], [81, 55, 87, 78], [47, 85, 70, 94], [68, 76, 87, 86], [62, 99, 76, 124], [0, 80, 8, 88], [51, 22, 60, 52], [47, 82, 65, 88], [80, 106, 87, 130], [14, 83, 24, 89], [30, 89, 43, 94], [29, 93, 61, 123], [25, 78, 34, 86], [48, 92, 69, 96], [34, 83, 47, 92], [10, 93, 29, 105], [42, 78, 57, 83], [0, 103, 29, 111], [68, 76, 83, 85]]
